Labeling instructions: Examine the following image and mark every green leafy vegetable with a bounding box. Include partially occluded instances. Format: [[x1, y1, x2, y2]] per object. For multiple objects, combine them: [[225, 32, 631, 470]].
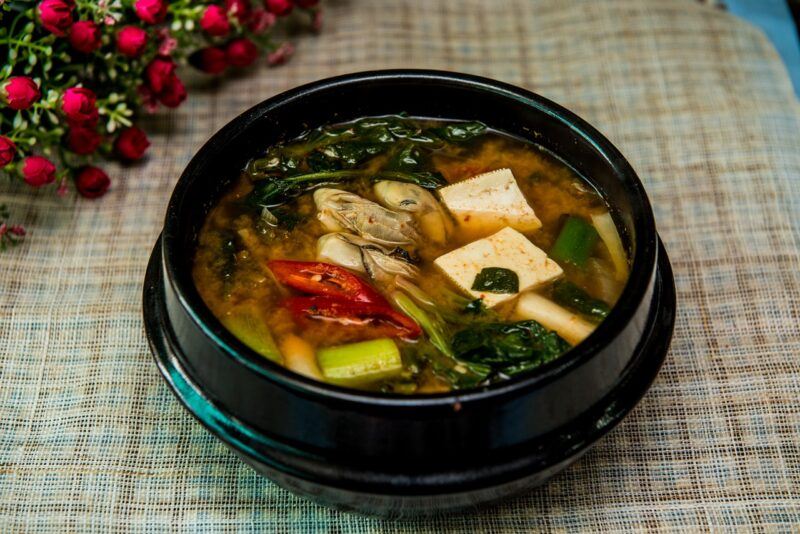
[[391, 291, 491, 388], [550, 215, 599, 268], [247, 169, 446, 208], [451, 320, 570, 376], [471, 267, 520, 294], [551, 281, 610, 322], [464, 298, 487, 315], [244, 115, 485, 208], [428, 121, 487, 142]]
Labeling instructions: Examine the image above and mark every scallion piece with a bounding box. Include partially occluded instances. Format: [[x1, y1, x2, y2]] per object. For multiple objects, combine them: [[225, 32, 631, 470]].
[[316, 338, 403, 386], [549, 216, 599, 268], [221, 304, 283, 364]]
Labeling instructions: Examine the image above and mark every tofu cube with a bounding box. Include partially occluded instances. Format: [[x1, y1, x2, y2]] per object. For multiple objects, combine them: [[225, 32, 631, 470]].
[[433, 227, 563, 307], [438, 168, 542, 237]]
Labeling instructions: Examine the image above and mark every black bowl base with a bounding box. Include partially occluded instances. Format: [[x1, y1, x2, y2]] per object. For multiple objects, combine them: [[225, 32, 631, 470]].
[[143, 237, 675, 518]]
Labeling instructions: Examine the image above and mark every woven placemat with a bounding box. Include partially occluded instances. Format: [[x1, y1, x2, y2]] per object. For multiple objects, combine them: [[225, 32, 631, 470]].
[[1, 0, 799, 531]]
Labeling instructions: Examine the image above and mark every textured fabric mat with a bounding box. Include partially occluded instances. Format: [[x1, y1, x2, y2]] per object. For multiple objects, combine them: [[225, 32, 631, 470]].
[[1, 0, 799, 531]]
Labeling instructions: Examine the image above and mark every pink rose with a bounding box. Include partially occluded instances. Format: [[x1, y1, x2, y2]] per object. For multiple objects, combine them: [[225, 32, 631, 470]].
[[265, 0, 293, 16], [22, 156, 57, 187], [38, 0, 74, 36], [68, 20, 101, 53], [117, 26, 148, 57], [200, 4, 230, 37], [190, 47, 228, 74], [267, 42, 294, 66], [114, 126, 150, 161], [134, 0, 167, 24], [145, 56, 176, 94], [61, 87, 99, 126], [247, 7, 275, 33], [2, 77, 41, 110], [75, 166, 111, 198], [0, 136, 16, 168], [65, 126, 102, 155], [224, 0, 251, 23], [158, 76, 186, 108], [226, 38, 258, 68]]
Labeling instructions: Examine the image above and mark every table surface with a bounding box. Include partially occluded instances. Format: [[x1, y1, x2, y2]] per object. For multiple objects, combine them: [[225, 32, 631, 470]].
[[2, 0, 799, 531]]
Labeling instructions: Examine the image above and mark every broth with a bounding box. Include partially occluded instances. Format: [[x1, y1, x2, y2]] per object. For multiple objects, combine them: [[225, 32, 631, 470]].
[[193, 116, 629, 393]]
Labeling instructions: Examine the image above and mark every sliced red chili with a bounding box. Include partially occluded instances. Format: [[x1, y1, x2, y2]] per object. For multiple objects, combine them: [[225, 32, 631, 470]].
[[267, 260, 386, 304], [285, 296, 422, 340]]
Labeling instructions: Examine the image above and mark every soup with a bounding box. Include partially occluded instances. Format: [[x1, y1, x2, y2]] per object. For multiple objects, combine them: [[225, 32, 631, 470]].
[[193, 115, 630, 393]]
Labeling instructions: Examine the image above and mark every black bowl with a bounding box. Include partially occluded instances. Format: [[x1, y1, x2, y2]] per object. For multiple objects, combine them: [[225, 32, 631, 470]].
[[143, 70, 675, 517]]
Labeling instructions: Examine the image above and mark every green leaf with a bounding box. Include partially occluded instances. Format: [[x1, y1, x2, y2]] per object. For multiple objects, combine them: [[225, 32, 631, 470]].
[[471, 267, 519, 294], [551, 281, 610, 322], [427, 121, 487, 142], [451, 320, 570, 376]]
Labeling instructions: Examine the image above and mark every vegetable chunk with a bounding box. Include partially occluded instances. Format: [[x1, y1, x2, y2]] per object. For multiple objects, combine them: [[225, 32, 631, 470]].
[[317, 338, 403, 386], [514, 292, 595, 345], [433, 227, 563, 307], [438, 168, 542, 237]]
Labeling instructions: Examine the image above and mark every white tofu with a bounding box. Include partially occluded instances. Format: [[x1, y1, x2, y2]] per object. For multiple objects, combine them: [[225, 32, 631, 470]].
[[433, 227, 563, 307], [438, 168, 541, 237]]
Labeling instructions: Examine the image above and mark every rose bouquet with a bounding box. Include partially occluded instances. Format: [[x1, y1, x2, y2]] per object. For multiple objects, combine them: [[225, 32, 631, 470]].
[[0, 0, 321, 249]]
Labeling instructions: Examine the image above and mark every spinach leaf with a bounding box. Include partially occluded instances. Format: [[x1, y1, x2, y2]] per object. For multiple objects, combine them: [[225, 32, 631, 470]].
[[244, 116, 483, 208], [308, 142, 387, 171], [427, 121, 487, 142], [471, 267, 519, 293], [551, 281, 610, 322], [451, 320, 570, 375], [246, 170, 363, 208], [246, 147, 301, 179], [387, 143, 425, 172], [246, 168, 446, 208], [463, 298, 487, 315]]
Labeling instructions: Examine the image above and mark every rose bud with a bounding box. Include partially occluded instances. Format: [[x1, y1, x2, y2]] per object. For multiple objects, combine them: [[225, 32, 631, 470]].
[[134, 0, 167, 25], [0, 136, 16, 168], [22, 156, 57, 188], [295, 0, 318, 7], [75, 166, 110, 199], [68, 20, 101, 53], [145, 56, 177, 94], [267, 42, 294, 66], [225, 38, 258, 68], [189, 47, 228, 74], [248, 7, 276, 33], [2, 77, 41, 110], [61, 87, 99, 126], [158, 76, 187, 108], [265, 0, 293, 16], [117, 26, 148, 57], [114, 126, 150, 161], [200, 5, 230, 37], [224, 0, 251, 23], [38, 0, 74, 37], [311, 9, 322, 32], [65, 126, 101, 155]]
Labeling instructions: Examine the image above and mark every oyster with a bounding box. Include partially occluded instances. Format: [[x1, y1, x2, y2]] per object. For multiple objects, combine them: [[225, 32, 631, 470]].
[[373, 180, 450, 244], [317, 233, 419, 282], [313, 188, 419, 246]]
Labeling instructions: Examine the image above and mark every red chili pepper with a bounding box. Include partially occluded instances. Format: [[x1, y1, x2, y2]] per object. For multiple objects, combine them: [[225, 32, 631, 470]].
[[268, 260, 386, 304], [285, 296, 422, 340]]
